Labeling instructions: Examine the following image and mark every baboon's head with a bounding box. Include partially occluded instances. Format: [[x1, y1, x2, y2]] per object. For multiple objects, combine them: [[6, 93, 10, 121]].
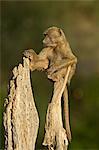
[[43, 26, 66, 47]]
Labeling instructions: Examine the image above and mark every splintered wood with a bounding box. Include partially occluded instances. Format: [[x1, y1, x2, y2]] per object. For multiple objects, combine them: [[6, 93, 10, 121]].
[[3, 58, 39, 150]]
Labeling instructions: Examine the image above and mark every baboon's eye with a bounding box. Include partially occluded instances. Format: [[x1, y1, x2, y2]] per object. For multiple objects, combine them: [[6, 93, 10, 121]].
[[44, 33, 47, 36]]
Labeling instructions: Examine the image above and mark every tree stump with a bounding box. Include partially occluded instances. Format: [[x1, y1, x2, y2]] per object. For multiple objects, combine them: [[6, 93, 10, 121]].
[[3, 57, 39, 150]]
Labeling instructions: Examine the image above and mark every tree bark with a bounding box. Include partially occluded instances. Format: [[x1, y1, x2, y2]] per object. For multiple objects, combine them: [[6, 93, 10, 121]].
[[3, 57, 39, 150]]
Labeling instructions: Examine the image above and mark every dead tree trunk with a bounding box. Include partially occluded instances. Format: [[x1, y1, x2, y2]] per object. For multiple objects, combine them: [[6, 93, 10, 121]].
[[3, 57, 39, 150], [43, 66, 71, 150]]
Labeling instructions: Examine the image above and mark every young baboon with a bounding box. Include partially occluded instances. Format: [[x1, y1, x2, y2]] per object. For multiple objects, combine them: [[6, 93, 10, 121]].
[[24, 26, 77, 142]]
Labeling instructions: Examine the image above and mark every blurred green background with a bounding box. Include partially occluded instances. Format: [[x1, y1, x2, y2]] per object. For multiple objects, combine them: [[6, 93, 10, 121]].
[[0, 0, 99, 149]]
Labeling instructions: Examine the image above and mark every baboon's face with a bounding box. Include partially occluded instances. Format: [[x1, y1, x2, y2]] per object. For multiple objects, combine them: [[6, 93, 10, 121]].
[[43, 27, 61, 47]]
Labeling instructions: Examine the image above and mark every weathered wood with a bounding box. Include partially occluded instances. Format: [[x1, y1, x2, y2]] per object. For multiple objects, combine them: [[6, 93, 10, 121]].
[[3, 57, 39, 150], [43, 66, 71, 150]]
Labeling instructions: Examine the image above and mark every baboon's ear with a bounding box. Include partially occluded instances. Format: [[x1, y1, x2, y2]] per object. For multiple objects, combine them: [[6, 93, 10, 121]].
[[58, 28, 63, 36], [58, 28, 66, 40]]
